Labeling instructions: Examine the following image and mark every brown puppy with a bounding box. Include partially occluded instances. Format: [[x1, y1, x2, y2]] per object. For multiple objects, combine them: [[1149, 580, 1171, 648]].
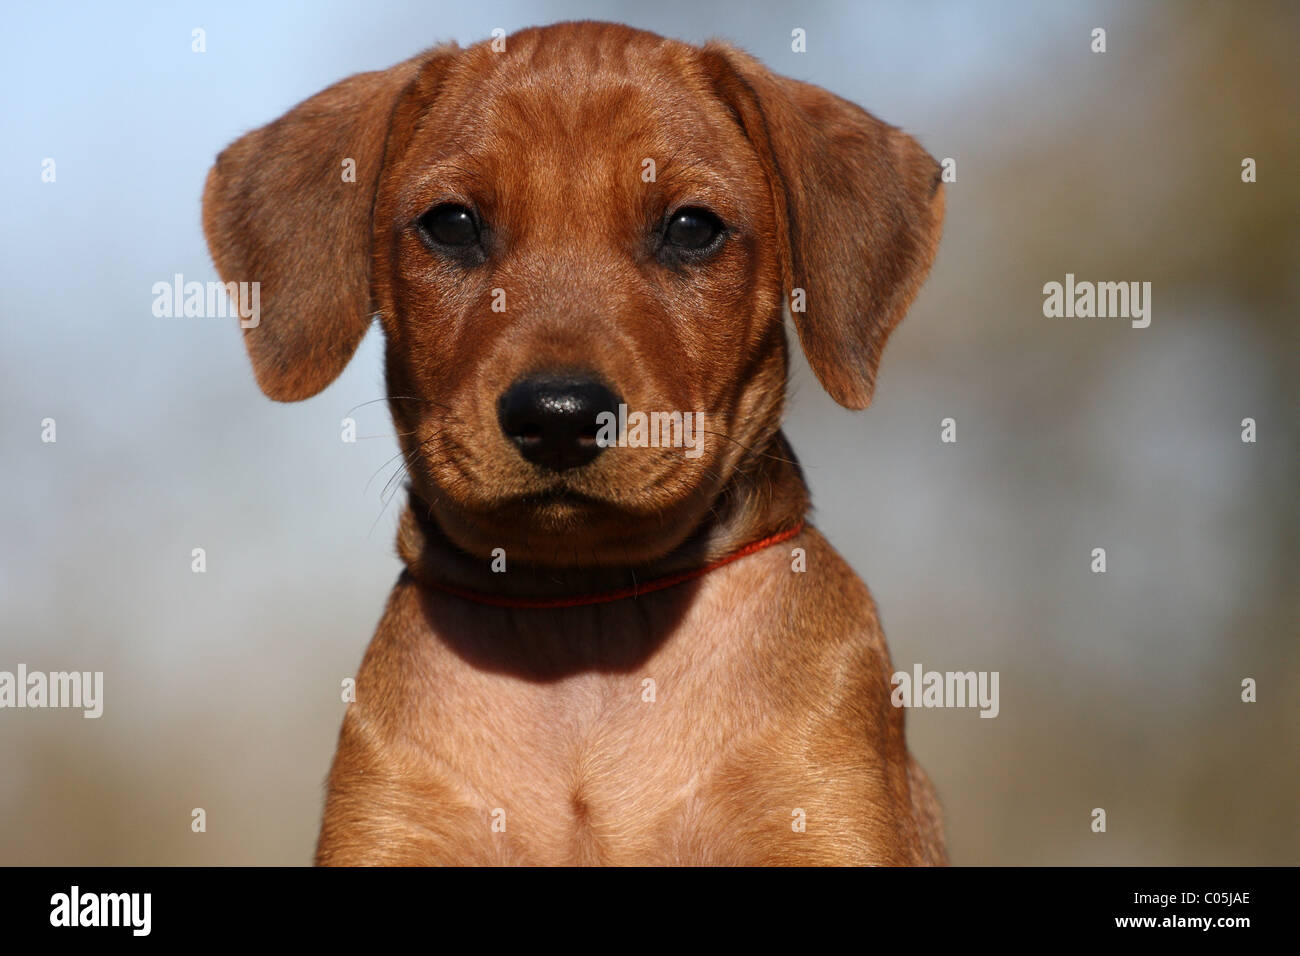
[[204, 21, 946, 865]]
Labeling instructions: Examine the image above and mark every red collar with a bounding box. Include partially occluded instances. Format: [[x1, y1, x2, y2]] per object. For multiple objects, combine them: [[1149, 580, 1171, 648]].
[[423, 522, 805, 610]]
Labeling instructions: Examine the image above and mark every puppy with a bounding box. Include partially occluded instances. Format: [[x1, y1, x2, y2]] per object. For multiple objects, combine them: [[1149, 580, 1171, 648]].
[[204, 21, 946, 865]]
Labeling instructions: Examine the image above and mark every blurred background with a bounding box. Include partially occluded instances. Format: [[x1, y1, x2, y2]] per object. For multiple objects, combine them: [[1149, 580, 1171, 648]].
[[1, 0, 1296, 865]]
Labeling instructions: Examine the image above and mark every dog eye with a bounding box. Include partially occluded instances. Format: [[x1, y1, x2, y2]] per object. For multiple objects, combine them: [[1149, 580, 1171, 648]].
[[417, 203, 480, 248], [664, 208, 725, 253]]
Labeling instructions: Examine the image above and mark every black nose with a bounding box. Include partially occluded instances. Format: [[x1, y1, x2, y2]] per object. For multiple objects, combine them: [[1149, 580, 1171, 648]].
[[497, 374, 622, 472]]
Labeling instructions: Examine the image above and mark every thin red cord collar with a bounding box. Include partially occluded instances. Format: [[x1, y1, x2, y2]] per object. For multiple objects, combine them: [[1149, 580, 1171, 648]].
[[424, 522, 805, 610]]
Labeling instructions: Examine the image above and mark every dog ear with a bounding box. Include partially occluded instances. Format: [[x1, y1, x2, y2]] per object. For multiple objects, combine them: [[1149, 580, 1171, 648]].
[[700, 44, 945, 409], [202, 50, 448, 401]]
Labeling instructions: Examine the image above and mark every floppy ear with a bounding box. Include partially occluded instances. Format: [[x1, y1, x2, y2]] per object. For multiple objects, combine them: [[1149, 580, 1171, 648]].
[[202, 50, 444, 401], [700, 44, 945, 409]]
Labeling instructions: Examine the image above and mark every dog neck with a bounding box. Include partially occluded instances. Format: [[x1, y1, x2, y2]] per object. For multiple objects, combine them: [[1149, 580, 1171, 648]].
[[397, 431, 810, 604]]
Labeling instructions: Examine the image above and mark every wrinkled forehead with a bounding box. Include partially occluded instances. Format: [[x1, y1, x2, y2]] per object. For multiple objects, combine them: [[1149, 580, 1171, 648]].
[[390, 37, 763, 218]]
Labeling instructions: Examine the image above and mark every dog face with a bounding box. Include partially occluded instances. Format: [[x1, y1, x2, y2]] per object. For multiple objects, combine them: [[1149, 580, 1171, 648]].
[[372, 29, 788, 565], [203, 22, 944, 566]]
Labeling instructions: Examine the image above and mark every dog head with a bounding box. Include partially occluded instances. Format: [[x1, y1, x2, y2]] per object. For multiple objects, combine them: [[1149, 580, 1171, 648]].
[[203, 21, 944, 566]]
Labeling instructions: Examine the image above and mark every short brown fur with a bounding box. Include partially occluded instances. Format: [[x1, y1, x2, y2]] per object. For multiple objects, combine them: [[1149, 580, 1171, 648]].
[[203, 21, 946, 865]]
